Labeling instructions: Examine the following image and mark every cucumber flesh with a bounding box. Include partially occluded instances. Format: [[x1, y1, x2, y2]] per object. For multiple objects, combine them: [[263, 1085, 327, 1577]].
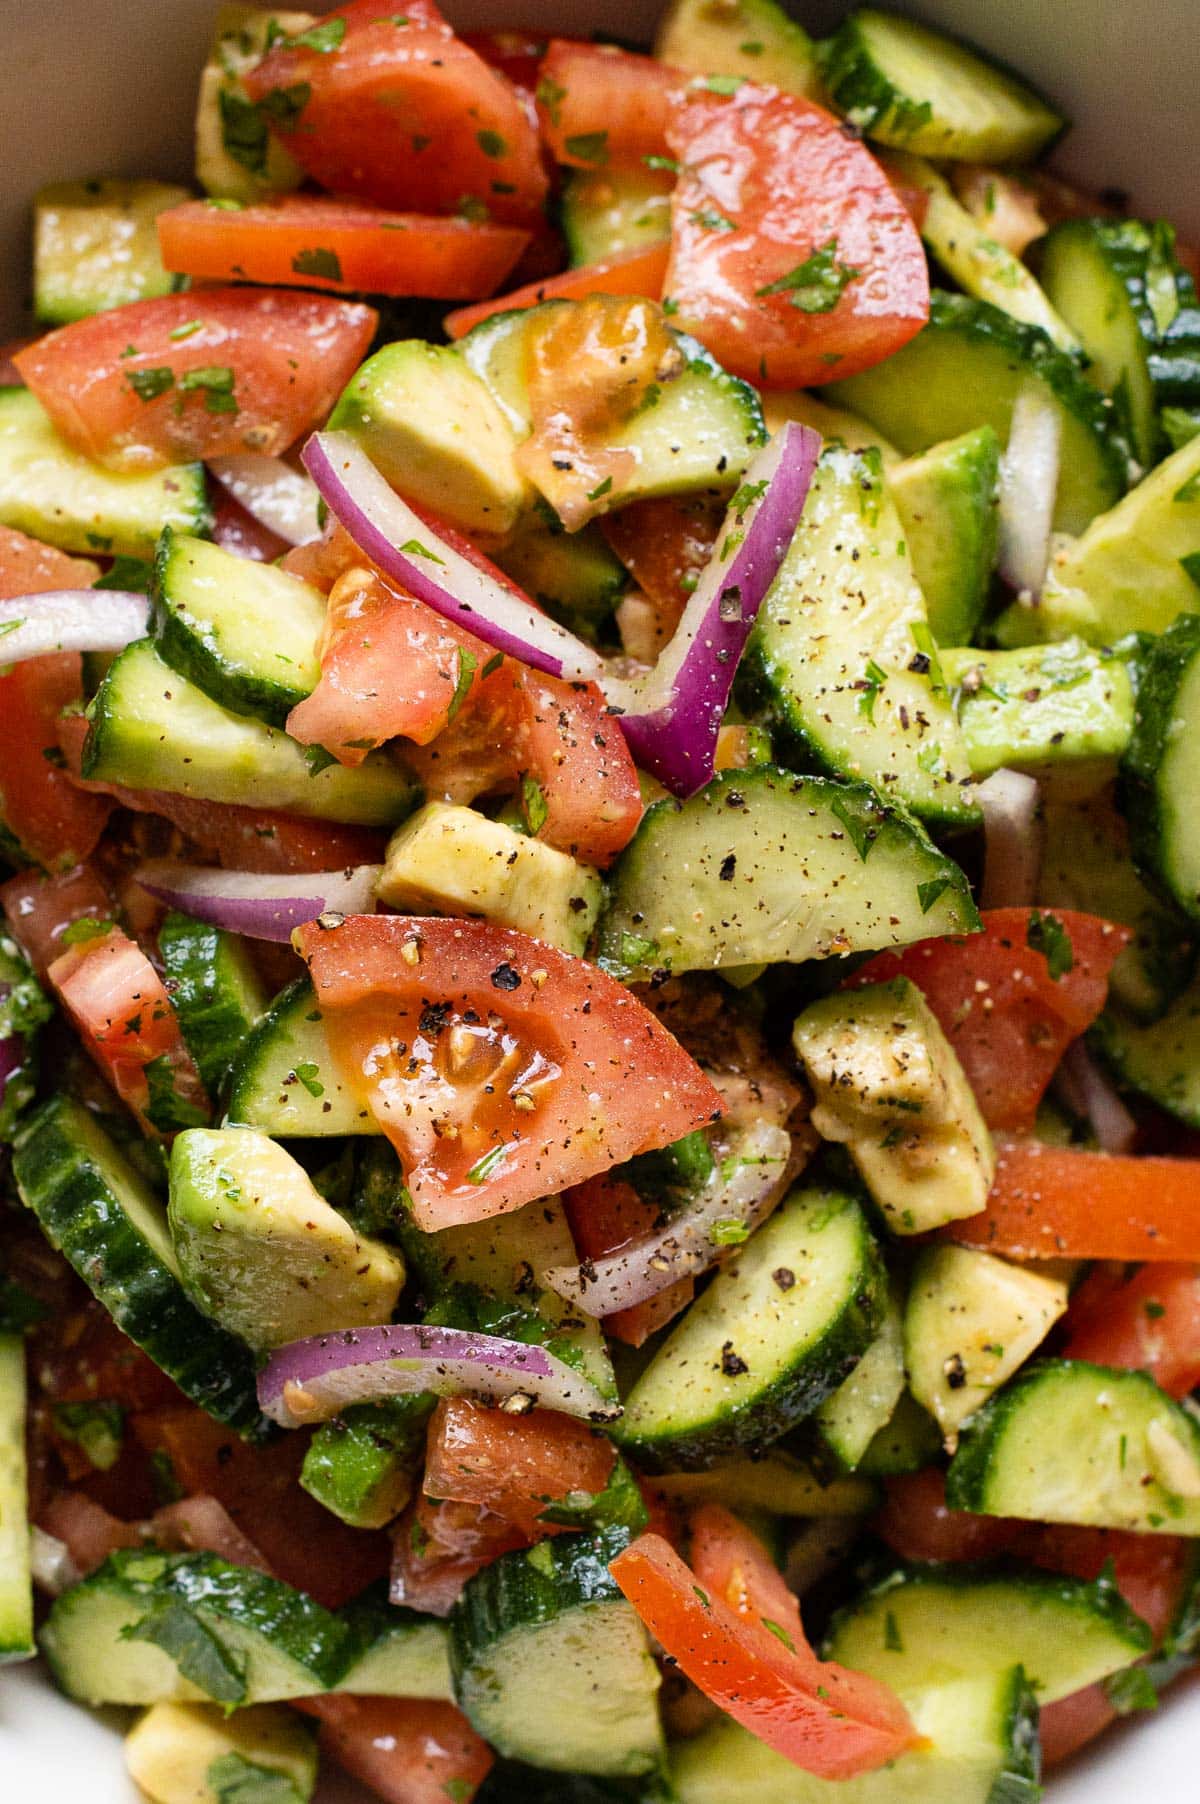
[[655, 0, 821, 97], [158, 910, 267, 1100], [34, 178, 188, 325], [560, 168, 673, 268], [335, 1593, 452, 1699], [811, 1280, 906, 1472], [0, 1334, 33, 1662], [1118, 610, 1200, 921], [224, 978, 379, 1138], [1091, 974, 1200, 1127], [943, 639, 1135, 778]]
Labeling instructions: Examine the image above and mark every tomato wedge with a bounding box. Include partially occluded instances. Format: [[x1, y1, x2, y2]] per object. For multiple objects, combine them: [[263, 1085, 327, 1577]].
[[949, 1139, 1200, 1262], [295, 1696, 494, 1804], [15, 288, 376, 473], [611, 1508, 918, 1778], [423, 1396, 615, 1536], [157, 197, 530, 301], [875, 1467, 1021, 1567], [0, 523, 99, 596], [295, 914, 723, 1230], [443, 240, 670, 338], [1, 861, 111, 977], [47, 926, 210, 1137], [564, 1173, 695, 1346], [462, 28, 549, 101], [391, 1493, 523, 1615], [847, 909, 1130, 1131], [0, 655, 112, 872], [243, 0, 547, 228], [536, 41, 680, 168], [1063, 1263, 1200, 1398], [663, 84, 929, 388], [601, 494, 723, 651]]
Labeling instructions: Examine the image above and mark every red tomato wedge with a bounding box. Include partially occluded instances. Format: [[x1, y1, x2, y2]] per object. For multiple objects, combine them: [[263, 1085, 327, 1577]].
[[295, 1696, 493, 1804], [295, 914, 723, 1230], [35, 1492, 143, 1577], [47, 927, 209, 1137], [391, 1492, 523, 1615], [0, 523, 99, 596], [157, 197, 530, 301], [663, 84, 929, 389], [847, 909, 1131, 1131], [34, 1296, 178, 1412], [1, 862, 112, 977], [443, 240, 670, 338], [286, 566, 491, 765], [875, 1467, 1021, 1567], [462, 27, 549, 100], [536, 41, 680, 167], [949, 1139, 1200, 1262], [15, 288, 376, 473], [1063, 1263, 1200, 1398], [0, 656, 111, 872], [564, 1173, 695, 1346], [243, 0, 547, 228], [611, 1510, 918, 1778], [423, 1397, 615, 1535]]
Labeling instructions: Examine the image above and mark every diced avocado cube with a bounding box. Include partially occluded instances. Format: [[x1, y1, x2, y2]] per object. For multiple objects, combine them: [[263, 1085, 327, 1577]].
[[124, 1701, 317, 1804]]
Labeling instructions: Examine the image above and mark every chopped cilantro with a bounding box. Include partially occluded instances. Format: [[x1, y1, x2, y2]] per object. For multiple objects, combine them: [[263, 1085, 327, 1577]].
[[521, 772, 549, 835], [446, 648, 477, 723], [291, 246, 343, 282], [179, 365, 238, 414], [535, 75, 568, 125], [1026, 910, 1074, 980], [399, 538, 446, 565], [126, 366, 175, 402], [565, 131, 609, 165], [467, 1144, 513, 1185], [275, 17, 346, 53], [756, 237, 861, 313], [61, 916, 115, 946], [477, 129, 508, 159]]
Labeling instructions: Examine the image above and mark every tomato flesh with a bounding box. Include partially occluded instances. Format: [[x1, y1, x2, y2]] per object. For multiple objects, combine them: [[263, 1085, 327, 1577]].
[[875, 1467, 1021, 1566], [444, 240, 670, 339], [243, 0, 547, 228], [390, 1494, 522, 1615], [295, 1696, 494, 1804], [536, 41, 679, 168], [663, 84, 929, 389], [295, 914, 723, 1229], [848, 909, 1130, 1131], [15, 287, 376, 473], [158, 197, 530, 300], [423, 1396, 615, 1536], [564, 1173, 695, 1346], [601, 494, 722, 651], [1063, 1263, 1200, 1399], [0, 522, 99, 596]]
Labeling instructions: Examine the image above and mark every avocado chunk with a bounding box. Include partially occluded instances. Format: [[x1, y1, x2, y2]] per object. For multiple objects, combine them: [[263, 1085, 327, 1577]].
[[793, 978, 995, 1235], [942, 638, 1135, 777], [124, 1701, 317, 1804], [887, 427, 1000, 647], [194, 5, 311, 203], [905, 1244, 1068, 1446], [328, 341, 530, 539], [654, 0, 821, 96], [168, 1128, 404, 1351], [377, 802, 604, 955]]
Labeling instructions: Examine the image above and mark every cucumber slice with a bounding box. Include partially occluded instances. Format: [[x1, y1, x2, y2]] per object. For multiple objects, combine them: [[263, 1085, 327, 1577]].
[[460, 305, 766, 523], [819, 9, 1064, 163], [0, 387, 210, 558], [828, 293, 1128, 535], [152, 530, 325, 726], [159, 911, 267, 1100], [494, 518, 627, 641], [652, 1454, 877, 1519], [0, 935, 50, 1143], [0, 1333, 33, 1662], [123, 1701, 318, 1804], [84, 640, 415, 827], [41, 1549, 356, 1706], [224, 978, 379, 1138], [762, 390, 899, 462], [886, 427, 999, 647], [195, 4, 310, 204], [560, 168, 673, 268], [946, 1359, 1200, 1533], [615, 1183, 885, 1471], [335, 1592, 452, 1699], [1091, 976, 1200, 1127], [810, 1280, 906, 1472], [741, 445, 978, 826], [943, 640, 1135, 778], [34, 178, 188, 325], [654, 0, 821, 97], [673, 1665, 1040, 1804], [597, 765, 978, 982], [301, 1396, 433, 1530], [1118, 611, 1200, 920], [449, 1532, 663, 1777], [857, 1389, 943, 1477], [1040, 217, 1200, 470], [13, 1096, 264, 1434], [826, 1560, 1151, 1705]]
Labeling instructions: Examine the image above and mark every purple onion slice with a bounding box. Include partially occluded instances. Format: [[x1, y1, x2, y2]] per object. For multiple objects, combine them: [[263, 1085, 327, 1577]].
[[0, 589, 148, 664], [134, 860, 382, 942]]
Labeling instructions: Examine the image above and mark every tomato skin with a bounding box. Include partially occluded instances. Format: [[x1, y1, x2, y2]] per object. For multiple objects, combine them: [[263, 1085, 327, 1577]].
[[34, 1490, 143, 1576], [295, 1695, 494, 1804], [158, 197, 530, 301], [1, 861, 112, 977], [1063, 1263, 1200, 1399], [443, 240, 670, 339], [536, 41, 680, 167], [611, 1514, 918, 1778], [601, 495, 722, 650], [244, 0, 547, 228], [390, 1495, 520, 1615], [296, 914, 723, 1229], [564, 1173, 695, 1346], [663, 85, 929, 389], [462, 28, 548, 100], [848, 909, 1130, 1131], [15, 287, 376, 473], [0, 522, 99, 596], [423, 1396, 615, 1536]]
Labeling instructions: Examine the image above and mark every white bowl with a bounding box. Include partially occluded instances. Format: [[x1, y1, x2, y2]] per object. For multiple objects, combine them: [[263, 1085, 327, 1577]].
[[0, 2, 1196, 1797]]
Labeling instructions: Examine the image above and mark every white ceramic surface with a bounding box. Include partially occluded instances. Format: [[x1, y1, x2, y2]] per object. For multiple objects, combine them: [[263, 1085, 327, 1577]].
[[0, 1, 1197, 1796]]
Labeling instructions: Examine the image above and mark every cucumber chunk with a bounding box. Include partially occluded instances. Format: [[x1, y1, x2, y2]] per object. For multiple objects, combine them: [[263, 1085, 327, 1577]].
[[13, 1097, 264, 1434], [597, 765, 978, 982], [886, 427, 999, 647], [655, 0, 821, 96], [828, 294, 1128, 535], [811, 1280, 906, 1472], [335, 1593, 452, 1699], [943, 640, 1135, 778], [946, 1359, 1200, 1533], [494, 517, 627, 641], [0, 1333, 33, 1662], [1092, 975, 1200, 1127], [450, 1532, 663, 1777], [41, 1549, 357, 1706], [0, 387, 209, 558], [561, 168, 673, 268], [742, 445, 978, 826], [615, 1183, 885, 1471], [652, 1454, 877, 1519], [224, 978, 379, 1138], [195, 5, 311, 203], [84, 640, 415, 827], [1118, 611, 1200, 920], [34, 178, 188, 325], [301, 1397, 433, 1530], [819, 9, 1065, 163], [159, 911, 267, 1099], [857, 1389, 942, 1477], [123, 1701, 318, 1804], [152, 530, 325, 726]]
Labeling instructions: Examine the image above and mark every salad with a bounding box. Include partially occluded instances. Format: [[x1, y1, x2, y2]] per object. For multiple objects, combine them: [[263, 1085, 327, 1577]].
[[2, 2, 1200, 1800]]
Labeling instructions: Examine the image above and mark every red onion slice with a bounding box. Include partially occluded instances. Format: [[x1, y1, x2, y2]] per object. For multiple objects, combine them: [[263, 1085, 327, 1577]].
[[0, 589, 148, 664], [545, 1120, 792, 1317], [207, 454, 324, 547], [303, 431, 607, 683], [1056, 1040, 1138, 1154], [133, 860, 382, 941], [614, 423, 821, 796], [976, 769, 1042, 909], [257, 1322, 620, 1428], [997, 383, 1061, 596]]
